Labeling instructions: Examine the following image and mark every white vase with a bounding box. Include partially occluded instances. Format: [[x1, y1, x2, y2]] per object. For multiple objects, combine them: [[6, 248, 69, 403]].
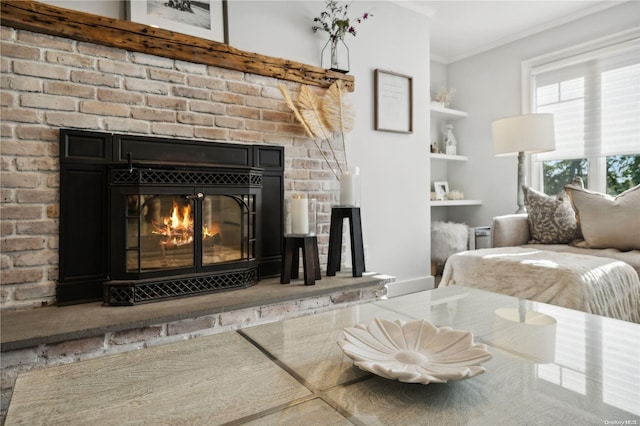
[[337, 167, 360, 207]]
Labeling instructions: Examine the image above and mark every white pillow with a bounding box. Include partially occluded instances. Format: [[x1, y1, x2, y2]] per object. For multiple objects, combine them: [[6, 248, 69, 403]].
[[565, 184, 640, 251]]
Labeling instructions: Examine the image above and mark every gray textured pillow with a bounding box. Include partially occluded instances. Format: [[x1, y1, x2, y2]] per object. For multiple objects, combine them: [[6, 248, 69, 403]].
[[565, 184, 640, 251], [523, 185, 580, 244]]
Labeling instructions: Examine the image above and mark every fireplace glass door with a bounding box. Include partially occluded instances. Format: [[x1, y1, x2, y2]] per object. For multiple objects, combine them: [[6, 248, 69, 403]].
[[125, 193, 255, 273], [202, 194, 255, 266]]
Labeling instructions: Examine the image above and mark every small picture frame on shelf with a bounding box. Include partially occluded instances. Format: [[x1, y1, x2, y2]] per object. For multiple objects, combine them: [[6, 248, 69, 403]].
[[434, 181, 449, 200]]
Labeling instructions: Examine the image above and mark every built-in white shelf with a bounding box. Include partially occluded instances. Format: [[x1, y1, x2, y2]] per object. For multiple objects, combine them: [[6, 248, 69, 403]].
[[429, 153, 468, 161], [429, 103, 478, 210], [429, 103, 468, 119], [430, 200, 482, 207]]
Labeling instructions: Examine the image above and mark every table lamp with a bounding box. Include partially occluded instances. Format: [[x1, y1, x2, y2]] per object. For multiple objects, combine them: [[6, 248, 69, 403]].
[[492, 113, 556, 213]]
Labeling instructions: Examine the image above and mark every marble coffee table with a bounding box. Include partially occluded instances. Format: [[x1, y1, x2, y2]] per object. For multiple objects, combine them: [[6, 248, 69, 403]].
[[6, 286, 639, 424]]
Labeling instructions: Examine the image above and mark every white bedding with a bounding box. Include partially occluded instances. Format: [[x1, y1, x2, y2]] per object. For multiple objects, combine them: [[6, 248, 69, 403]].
[[441, 247, 640, 323]]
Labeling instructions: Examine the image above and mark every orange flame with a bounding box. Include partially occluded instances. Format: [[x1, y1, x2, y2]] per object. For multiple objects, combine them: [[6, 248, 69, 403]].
[[153, 200, 219, 248], [203, 223, 220, 238]]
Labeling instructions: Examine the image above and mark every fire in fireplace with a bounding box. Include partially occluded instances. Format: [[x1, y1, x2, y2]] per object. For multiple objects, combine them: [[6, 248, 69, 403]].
[[140, 195, 228, 267], [126, 192, 246, 271], [58, 130, 284, 306]]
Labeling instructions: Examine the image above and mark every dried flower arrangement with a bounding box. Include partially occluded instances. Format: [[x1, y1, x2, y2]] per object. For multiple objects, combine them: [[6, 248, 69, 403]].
[[279, 81, 353, 178], [312, 0, 373, 41]]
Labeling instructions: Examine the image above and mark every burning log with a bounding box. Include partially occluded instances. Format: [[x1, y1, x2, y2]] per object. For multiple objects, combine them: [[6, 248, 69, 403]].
[[152, 199, 222, 248]]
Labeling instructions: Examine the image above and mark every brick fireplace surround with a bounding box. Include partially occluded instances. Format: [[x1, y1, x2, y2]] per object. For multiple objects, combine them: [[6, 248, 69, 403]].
[[1, 25, 345, 311], [0, 4, 387, 421]]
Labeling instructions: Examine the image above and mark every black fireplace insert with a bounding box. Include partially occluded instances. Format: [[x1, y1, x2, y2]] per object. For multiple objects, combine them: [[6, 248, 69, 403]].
[[58, 130, 284, 306]]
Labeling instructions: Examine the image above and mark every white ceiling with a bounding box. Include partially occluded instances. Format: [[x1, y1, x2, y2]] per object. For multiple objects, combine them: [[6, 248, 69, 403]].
[[395, 0, 627, 64]]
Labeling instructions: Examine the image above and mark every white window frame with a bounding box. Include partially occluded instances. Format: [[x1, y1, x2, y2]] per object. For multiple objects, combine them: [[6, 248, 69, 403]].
[[521, 28, 640, 193]]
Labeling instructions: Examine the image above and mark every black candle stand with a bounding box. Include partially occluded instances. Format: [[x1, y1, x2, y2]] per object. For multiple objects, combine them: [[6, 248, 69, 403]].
[[280, 235, 321, 285], [327, 207, 365, 277]]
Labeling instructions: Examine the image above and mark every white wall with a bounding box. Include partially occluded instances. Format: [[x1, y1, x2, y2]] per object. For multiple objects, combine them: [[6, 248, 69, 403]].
[[430, 60, 448, 100], [446, 1, 640, 228], [342, 2, 430, 289], [41, 0, 124, 19], [37, 0, 434, 288]]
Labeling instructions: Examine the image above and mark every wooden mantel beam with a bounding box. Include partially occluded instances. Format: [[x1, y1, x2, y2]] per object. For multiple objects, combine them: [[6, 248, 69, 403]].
[[0, 0, 354, 91]]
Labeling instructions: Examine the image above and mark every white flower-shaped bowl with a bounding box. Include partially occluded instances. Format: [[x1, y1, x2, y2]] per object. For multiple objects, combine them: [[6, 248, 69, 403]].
[[338, 318, 492, 384]]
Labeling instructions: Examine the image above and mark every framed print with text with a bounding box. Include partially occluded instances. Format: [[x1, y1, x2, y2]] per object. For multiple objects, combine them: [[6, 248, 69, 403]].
[[374, 69, 413, 133], [128, 0, 228, 44]]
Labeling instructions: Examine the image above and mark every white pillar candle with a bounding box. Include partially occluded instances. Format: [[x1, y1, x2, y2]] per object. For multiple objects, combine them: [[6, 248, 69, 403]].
[[291, 197, 309, 234], [340, 172, 357, 206]]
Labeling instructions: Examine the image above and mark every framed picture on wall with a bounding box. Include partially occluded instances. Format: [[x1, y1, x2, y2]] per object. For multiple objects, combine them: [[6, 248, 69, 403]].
[[128, 0, 229, 44], [434, 181, 449, 200], [374, 69, 413, 133]]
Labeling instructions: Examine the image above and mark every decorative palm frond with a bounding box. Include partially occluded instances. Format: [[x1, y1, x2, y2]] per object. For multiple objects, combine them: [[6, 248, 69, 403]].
[[278, 84, 315, 139], [278, 84, 339, 178], [297, 87, 330, 140], [322, 80, 354, 170], [278, 82, 355, 179], [298, 85, 344, 174]]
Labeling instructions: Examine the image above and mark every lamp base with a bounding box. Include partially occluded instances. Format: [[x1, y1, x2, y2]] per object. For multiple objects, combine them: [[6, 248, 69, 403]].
[[515, 151, 526, 214]]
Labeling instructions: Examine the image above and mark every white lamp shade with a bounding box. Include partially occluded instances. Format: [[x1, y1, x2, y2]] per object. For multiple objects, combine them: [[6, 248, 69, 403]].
[[492, 113, 556, 156]]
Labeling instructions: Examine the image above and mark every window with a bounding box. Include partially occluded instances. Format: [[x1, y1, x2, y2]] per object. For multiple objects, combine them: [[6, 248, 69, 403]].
[[525, 32, 640, 195]]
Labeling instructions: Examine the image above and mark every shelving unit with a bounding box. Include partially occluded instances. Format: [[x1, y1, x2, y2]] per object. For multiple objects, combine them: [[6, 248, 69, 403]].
[[430, 200, 482, 207], [429, 153, 468, 161], [429, 103, 482, 209], [429, 103, 468, 119]]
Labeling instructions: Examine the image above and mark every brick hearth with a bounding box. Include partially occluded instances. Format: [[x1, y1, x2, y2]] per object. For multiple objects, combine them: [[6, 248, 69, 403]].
[[0, 273, 394, 421]]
